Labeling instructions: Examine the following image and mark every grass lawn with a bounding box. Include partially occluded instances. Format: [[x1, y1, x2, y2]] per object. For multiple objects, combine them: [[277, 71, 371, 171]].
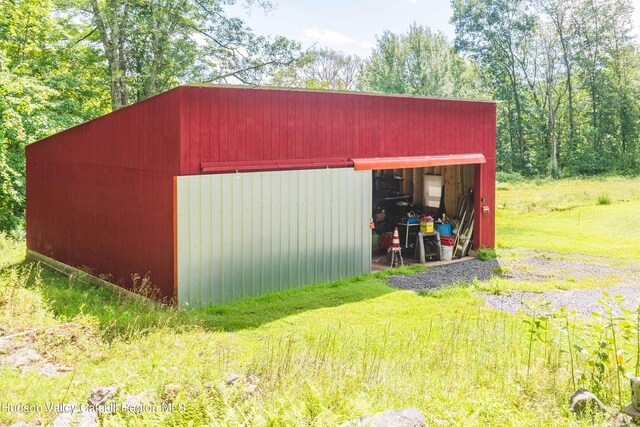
[[496, 177, 640, 259], [1, 176, 639, 426]]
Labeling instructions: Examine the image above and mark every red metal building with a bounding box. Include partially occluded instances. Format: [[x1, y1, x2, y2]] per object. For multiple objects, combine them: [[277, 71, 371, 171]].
[[26, 85, 496, 306]]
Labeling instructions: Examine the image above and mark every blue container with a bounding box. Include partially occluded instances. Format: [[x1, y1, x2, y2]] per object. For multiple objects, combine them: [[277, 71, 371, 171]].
[[436, 223, 452, 237]]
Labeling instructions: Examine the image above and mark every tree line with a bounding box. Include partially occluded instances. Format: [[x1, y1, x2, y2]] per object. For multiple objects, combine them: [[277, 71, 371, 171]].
[[451, 0, 640, 177], [293, 0, 640, 179], [1, 0, 639, 234]]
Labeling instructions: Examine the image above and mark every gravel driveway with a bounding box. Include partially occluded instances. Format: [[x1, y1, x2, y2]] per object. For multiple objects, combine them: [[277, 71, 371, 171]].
[[388, 250, 640, 316], [483, 287, 640, 316], [389, 258, 499, 291]]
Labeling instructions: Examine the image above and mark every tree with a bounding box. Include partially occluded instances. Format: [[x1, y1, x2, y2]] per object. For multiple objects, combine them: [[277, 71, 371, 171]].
[[272, 48, 362, 90], [451, 0, 640, 176], [361, 24, 478, 98], [452, 0, 537, 171], [0, 0, 109, 233], [59, 0, 303, 110], [538, 0, 578, 150]]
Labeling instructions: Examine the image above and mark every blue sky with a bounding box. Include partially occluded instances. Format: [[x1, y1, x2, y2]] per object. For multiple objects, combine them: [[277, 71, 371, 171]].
[[227, 0, 455, 58], [229, 0, 640, 59]]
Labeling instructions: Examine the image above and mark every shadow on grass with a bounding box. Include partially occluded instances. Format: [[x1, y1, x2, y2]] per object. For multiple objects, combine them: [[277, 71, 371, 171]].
[[190, 268, 423, 331], [18, 261, 425, 338]]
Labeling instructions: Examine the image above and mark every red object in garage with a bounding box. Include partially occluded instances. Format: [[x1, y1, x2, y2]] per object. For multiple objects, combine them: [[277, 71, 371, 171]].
[[26, 85, 496, 304]]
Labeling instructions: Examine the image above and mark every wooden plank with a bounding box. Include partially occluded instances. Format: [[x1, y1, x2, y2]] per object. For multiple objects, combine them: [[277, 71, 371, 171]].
[[455, 165, 462, 214], [402, 168, 411, 195], [464, 164, 475, 192], [27, 250, 158, 305], [444, 165, 457, 215], [415, 167, 424, 206]]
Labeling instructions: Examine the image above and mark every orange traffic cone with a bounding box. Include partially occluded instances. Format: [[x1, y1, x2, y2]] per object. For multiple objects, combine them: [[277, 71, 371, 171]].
[[370, 218, 375, 230], [389, 227, 403, 268]]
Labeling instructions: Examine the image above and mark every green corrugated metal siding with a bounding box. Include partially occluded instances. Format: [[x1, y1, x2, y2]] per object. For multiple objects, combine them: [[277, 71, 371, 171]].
[[176, 168, 372, 307]]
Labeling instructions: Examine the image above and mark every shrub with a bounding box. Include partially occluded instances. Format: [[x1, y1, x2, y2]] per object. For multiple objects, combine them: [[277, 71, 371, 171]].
[[597, 194, 611, 205], [476, 247, 497, 261], [496, 171, 525, 184]]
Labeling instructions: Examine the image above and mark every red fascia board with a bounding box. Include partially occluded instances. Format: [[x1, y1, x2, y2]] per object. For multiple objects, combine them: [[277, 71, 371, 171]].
[[201, 158, 354, 173], [352, 154, 486, 170]]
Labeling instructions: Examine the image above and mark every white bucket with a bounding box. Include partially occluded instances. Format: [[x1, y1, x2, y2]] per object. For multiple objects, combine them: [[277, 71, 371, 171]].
[[441, 246, 453, 261]]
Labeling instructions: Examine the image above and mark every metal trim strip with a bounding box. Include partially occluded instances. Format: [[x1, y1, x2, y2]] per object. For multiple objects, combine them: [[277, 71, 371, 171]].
[[351, 154, 487, 170]]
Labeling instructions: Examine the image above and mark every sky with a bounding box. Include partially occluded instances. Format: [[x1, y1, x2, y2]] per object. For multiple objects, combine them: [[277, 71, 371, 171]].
[[227, 0, 455, 58], [228, 0, 640, 59]]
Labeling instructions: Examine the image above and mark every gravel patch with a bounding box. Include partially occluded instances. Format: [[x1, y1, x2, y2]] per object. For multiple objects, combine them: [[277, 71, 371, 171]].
[[387, 249, 640, 316], [389, 258, 499, 291], [500, 253, 639, 283], [483, 286, 640, 317]]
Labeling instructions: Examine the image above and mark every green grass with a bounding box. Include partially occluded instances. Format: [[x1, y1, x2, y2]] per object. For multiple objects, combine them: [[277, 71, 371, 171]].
[[2, 177, 640, 426], [476, 247, 497, 260], [1, 263, 603, 426], [495, 176, 640, 214], [496, 177, 640, 259], [0, 232, 24, 269], [471, 275, 622, 294]]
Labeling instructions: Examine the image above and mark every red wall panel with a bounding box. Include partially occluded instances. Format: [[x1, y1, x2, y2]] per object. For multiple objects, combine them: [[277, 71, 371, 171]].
[[26, 89, 181, 300], [179, 86, 497, 174], [27, 161, 175, 298]]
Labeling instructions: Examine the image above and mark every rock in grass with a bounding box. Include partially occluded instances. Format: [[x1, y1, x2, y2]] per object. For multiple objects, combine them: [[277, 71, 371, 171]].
[[162, 384, 181, 403], [76, 410, 99, 427], [51, 411, 75, 427], [37, 362, 72, 377], [50, 404, 98, 427], [225, 373, 240, 385], [8, 422, 31, 427], [630, 377, 640, 412], [340, 408, 426, 427], [124, 393, 142, 408], [0, 338, 12, 354], [246, 375, 260, 385], [87, 384, 118, 408], [5, 348, 42, 368], [124, 390, 157, 411], [612, 412, 634, 426], [569, 388, 607, 414]]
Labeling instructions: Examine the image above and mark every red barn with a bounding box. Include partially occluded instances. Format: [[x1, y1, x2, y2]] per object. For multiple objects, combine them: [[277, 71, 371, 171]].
[[26, 85, 496, 306]]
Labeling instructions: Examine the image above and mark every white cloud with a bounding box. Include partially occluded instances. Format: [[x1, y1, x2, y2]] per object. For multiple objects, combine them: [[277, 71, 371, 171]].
[[406, 0, 417, 4], [299, 28, 356, 45], [297, 27, 374, 57]]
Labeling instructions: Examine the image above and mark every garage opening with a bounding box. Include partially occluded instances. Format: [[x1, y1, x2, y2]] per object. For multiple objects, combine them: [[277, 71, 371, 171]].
[[364, 162, 478, 270]]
